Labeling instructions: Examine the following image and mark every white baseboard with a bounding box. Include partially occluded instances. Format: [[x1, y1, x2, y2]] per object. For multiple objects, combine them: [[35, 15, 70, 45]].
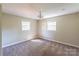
[[42, 37, 79, 48], [2, 38, 79, 48], [2, 39, 30, 48], [48, 39, 79, 48]]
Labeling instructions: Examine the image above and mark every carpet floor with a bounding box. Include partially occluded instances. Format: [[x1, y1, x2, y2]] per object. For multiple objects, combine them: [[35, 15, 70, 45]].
[[3, 39, 79, 56]]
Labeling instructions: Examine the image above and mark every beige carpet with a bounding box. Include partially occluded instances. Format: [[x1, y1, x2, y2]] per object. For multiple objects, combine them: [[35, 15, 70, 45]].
[[3, 39, 79, 56]]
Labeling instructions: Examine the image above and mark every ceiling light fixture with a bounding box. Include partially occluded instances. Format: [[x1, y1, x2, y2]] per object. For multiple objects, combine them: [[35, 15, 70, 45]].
[[38, 8, 43, 19]]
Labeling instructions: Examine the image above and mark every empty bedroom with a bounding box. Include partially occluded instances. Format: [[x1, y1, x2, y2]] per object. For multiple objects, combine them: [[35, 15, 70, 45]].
[[0, 3, 79, 56]]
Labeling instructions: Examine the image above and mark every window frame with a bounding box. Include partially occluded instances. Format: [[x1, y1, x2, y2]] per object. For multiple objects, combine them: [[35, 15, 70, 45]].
[[21, 21, 31, 31], [47, 21, 56, 31]]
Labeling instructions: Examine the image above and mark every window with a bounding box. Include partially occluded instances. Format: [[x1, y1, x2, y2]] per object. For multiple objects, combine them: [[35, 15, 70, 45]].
[[22, 21, 30, 31], [47, 21, 56, 31]]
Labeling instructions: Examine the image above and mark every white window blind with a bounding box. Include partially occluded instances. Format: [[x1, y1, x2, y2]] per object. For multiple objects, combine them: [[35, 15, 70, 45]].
[[22, 21, 30, 31], [47, 21, 56, 31]]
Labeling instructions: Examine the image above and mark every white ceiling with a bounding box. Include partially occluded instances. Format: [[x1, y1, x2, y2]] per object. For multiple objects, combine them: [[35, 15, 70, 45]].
[[1, 3, 79, 19]]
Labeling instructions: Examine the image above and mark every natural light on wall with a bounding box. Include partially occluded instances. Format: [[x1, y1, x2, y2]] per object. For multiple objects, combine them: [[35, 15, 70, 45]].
[[47, 21, 56, 31], [22, 21, 30, 31]]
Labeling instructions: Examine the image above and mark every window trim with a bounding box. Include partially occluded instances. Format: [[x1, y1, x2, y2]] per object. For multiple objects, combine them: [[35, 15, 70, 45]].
[[22, 21, 31, 31], [47, 21, 56, 31]]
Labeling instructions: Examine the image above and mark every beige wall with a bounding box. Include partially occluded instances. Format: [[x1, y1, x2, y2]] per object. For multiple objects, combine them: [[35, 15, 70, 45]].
[[39, 13, 79, 47], [0, 6, 1, 40], [1, 9, 79, 48], [0, 4, 2, 55], [2, 13, 37, 47], [56, 13, 79, 47]]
